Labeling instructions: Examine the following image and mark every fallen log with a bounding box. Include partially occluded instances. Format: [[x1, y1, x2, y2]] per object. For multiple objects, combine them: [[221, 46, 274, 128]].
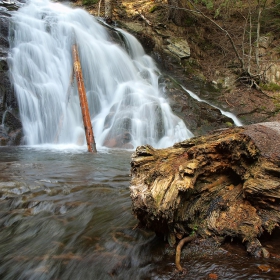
[[72, 44, 97, 153], [130, 122, 280, 261]]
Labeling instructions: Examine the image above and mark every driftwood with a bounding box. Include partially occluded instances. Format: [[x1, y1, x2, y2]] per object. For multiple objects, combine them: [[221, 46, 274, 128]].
[[72, 44, 97, 153], [130, 122, 280, 260], [175, 233, 196, 271]]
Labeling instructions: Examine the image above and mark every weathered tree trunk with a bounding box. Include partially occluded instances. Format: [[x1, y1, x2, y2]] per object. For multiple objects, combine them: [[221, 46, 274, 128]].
[[104, 0, 113, 24], [130, 122, 280, 257], [72, 44, 97, 153]]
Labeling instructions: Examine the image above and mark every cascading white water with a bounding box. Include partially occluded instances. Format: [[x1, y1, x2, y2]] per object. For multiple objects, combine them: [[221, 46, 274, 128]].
[[9, 0, 193, 149], [181, 86, 243, 127]]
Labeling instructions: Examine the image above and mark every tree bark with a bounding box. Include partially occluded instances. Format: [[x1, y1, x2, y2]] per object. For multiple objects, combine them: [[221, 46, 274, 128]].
[[255, 2, 262, 75], [72, 44, 97, 153], [105, 0, 113, 24], [130, 122, 280, 257]]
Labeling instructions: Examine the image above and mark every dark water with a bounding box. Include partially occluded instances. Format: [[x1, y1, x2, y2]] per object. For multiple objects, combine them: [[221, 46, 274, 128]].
[[0, 147, 279, 280]]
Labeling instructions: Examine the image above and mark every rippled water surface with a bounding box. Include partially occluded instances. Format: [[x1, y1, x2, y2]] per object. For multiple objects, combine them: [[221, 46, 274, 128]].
[[0, 147, 155, 279], [0, 147, 280, 280]]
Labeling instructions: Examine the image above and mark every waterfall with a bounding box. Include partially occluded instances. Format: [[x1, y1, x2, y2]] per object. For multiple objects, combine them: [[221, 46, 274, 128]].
[[181, 86, 243, 127], [9, 0, 193, 149], [1, 107, 11, 128]]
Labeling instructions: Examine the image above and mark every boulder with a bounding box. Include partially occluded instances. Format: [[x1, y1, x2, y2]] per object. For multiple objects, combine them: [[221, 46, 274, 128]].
[[166, 38, 190, 59]]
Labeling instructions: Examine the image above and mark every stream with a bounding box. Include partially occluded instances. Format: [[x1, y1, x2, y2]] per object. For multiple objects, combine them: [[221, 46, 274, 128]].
[[1, 147, 280, 279]]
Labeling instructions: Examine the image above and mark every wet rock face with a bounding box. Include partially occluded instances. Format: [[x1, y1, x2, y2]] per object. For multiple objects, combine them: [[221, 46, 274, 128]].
[[0, 4, 23, 146], [162, 76, 235, 136], [0, 13, 9, 52]]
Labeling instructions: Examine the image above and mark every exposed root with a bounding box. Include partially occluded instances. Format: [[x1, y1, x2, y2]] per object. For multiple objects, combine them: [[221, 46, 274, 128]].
[[246, 238, 270, 258], [175, 234, 197, 272]]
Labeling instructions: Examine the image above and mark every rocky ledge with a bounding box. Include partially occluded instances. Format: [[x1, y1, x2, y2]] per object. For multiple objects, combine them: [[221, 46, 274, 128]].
[[0, 1, 23, 145]]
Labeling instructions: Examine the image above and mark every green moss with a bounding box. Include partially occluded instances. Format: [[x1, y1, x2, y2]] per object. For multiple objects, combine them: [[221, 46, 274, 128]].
[[185, 16, 196, 26], [273, 99, 280, 113], [275, 46, 280, 54], [259, 105, 267, 111], [260, 82, 280, 92], [182, 60, 198, 75], [149, 5, 159, 13], [82, 0, 98, 6], [266, 220, 277, 234], [189, 220, 201, 235]]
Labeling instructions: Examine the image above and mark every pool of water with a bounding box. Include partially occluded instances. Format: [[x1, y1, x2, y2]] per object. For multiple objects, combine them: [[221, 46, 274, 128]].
[[0, 147, 279, 279]]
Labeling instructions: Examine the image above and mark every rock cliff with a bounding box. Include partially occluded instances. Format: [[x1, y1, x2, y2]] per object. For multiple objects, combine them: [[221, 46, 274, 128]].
[[0, 2, 22, 145]]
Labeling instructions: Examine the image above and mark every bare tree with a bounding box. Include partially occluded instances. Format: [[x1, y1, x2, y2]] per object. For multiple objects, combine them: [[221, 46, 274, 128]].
[[255, 0, 268, 74], [105, 0, 113, 23], [98, 0, 113, 23], [165, 0, 272, 88]]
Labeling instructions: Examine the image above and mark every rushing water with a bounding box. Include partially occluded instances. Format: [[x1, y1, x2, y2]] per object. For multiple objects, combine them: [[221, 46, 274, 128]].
[[1, 147, 280, 280], [181, 86, 243, 127], [3, 0, 279, 279], [0, 147, 153, 279], [8, 0, 193, 149]]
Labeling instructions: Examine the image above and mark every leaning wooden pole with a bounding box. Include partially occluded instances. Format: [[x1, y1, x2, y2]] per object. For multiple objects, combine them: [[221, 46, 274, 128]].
[[72, 44, 97, 153]]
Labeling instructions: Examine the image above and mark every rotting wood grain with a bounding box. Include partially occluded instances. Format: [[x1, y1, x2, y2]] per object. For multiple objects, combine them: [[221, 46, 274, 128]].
[[130, 122, 280, 259]]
